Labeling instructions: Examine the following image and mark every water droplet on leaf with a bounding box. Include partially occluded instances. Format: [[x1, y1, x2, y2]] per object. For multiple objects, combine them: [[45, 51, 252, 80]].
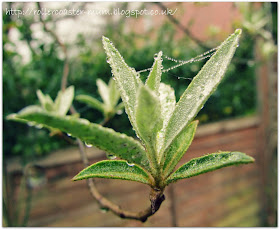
[[35, 124, 43, 129], [100, 207, 109, 213], [27, 122, 35, 127], [126, 162, 135, 167], [106, 153, 116, 160], [85, 142, 93, 148], [116, 110, 123, 115]]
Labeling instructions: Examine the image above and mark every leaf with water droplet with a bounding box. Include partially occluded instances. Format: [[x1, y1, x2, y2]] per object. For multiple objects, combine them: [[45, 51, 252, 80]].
[[85, 142, 93, 148], [156, 83, 176, 155], [72, 160, 153, 186], [162, 29, 242, 154], [106, 153, 117, 160], [12, 109, 152, 172], [135, 85, 163, 170], [161, 120, 198, 179], [126, 162, 135, 167], [102, 36, 143, 137], [145, 51, 163, 94], [166, 151, 254, 185]]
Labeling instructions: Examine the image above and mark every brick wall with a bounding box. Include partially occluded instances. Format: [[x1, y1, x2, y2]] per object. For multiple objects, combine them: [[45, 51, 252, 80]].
[[8, 116, 263, 227]]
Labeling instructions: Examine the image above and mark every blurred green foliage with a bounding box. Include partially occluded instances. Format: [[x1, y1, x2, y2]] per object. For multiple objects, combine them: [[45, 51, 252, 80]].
[[4, 2, 276, 160]]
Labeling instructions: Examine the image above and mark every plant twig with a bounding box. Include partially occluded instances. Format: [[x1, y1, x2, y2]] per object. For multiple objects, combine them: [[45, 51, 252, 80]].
[[37, 6, 166, 222], [154, 2, 210, 50]]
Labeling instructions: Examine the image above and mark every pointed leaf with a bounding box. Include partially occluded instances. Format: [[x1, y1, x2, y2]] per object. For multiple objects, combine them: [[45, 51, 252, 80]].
[[75, 94, 105, 114], [157, 83, 176, 153], [108, 78, 120, 107], [96, 79, 110, 106], [12, 109, 151, 172], [36, 90, 54, 112], [163, 29, 242, 153], [54, 86, 74, 116], [6, 105, 43, 123], [161, 120, 198, 178], [166, 151, 254, 185], [102, 36, 143, 134], [73, 160, 153, 185], [135, 86, 162, 165], [145, 51, 162, 94]]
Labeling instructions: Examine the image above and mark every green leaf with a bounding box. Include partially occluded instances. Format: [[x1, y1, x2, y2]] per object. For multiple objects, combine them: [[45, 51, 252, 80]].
[[75, 94, 105, 114], [96, 79, 110, 106], [135, 86, 163, 170], [108, 78, 120, 107], [36, 90, 54, 112], [166, 151, 254, 185], [6, 105, 43, 123], [163, 29, 242, 153], [102, 36, 143, 134], [145, 51, 162, 94], [11, 109, 152, 172], [157, 83, 176, 154], [161, 120, 198, 178], [54, 86, 74, 116], [72, 160, 153, 186]]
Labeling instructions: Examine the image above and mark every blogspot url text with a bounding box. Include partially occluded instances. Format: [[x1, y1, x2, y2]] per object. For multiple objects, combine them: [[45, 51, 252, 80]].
[[5, 7, 178, 18]]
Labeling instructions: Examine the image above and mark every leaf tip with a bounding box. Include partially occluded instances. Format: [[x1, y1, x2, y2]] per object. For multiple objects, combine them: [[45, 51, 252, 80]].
[[6, 114, 15, 120], [72, 175, 80, 181], [235, 28, 242, 35]]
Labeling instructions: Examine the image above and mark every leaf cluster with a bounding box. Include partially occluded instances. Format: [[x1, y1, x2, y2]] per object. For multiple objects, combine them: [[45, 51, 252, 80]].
[[8, 29, 254, 190]]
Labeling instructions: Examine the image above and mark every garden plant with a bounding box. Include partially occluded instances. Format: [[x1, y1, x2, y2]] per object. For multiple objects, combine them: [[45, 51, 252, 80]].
[[8, 29, 254, 222]]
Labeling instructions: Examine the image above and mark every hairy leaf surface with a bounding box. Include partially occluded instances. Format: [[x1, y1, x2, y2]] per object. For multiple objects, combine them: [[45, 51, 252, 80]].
[[135, 86, 163, 167], [157, 83, 176, 154], [166, 151, 254, 184], [161, 120, 198, 178], [145, 51, 162, 94], [73, 160, 153, 185], [10, 108, 151, 172], [102, 36, 142, 134], [163, 29, 242, 153]]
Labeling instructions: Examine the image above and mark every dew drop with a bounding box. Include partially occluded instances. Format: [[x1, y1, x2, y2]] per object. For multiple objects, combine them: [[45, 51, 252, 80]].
[[67, 133, 72, 137], [126, 162, 135, 167], [35, 124, 43, 129], [85, 142, 93, 148], [27, 122, 35, 127], [100, 207, 109, 213], [106, 153, 116, 160], [154, 53, 158, 58], [116, 110, 123, 115]]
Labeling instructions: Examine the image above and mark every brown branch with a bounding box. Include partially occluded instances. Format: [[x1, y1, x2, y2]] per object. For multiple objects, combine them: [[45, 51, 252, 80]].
[[154, 2, 210, 50], [37, 5, 165, 222]]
